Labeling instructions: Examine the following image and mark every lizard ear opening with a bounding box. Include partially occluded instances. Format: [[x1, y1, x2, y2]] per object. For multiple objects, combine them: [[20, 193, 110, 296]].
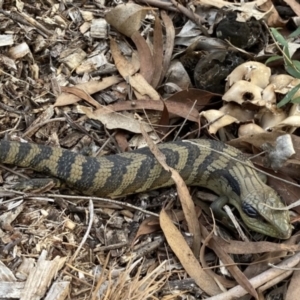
[[242, 202, 258, 218]]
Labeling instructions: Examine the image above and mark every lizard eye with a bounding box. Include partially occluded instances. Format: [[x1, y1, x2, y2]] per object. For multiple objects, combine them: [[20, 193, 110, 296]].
[[242, 202, 258, 218]]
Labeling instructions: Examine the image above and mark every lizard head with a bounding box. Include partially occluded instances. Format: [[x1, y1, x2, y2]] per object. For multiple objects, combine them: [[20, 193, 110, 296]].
[[234, 187, 292, 239]]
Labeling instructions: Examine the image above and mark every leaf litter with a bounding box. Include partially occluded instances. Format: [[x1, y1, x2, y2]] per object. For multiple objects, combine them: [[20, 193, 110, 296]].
[[1, 0, 300, 299]]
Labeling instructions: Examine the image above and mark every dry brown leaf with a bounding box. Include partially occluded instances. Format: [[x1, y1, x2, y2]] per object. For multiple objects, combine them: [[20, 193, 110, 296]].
[[110, 38, 140, 77], [201, 226, 259, 299], [134, 216, 160, 241], [105, 3, 151, 37], [115, 131, 129, 152], [266, 169, 300, 214], [227, 131, 285, 151], [60, 86, 101, 108], [286, 261, 300, 300], [110, 39, 160, 99], [106, 99, 200, 123], [160, 209, 221, 296], [151, 15, 164, 88], [128, 73, 160, 100], [166, 88, 220, 111], [160, 11, 175, 84], [211, 236, 300, 254], [54, 76, 122, 106], [131, 31, 154, 84]]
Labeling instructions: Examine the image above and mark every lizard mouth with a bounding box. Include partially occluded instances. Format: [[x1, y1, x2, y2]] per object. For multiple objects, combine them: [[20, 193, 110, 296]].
[[239, 210, 292, 239]]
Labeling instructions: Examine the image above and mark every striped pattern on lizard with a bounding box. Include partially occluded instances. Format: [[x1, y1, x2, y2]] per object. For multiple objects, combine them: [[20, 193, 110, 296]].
[[0, 139, 292, 239]]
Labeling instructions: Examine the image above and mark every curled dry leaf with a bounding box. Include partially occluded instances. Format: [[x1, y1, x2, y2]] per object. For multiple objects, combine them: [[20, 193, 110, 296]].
[[220, 103, 255, 122], [200, 110, 239, 134], [110, 39, 140, 77], [274, 116, 300, 133], [238, 123, 265, 137], [270, 74, 295, 93], [110, 39, 160, 100], [131, 31, 154, 84], [270, 75, 300, 100], [223, 80, 264, 106], [128, 73, 160, 100], [257, 107, 287, 131], [226, 61, 271, 89], [262, 84, 276, 105], [289, 104, 300, 117], [105, 3, 151, 37], [165, 60, 191, 90]]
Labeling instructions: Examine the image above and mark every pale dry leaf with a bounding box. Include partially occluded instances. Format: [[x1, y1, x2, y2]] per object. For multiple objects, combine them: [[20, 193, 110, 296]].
[[226, 61, 271, 89], [129, 132, 160, 148], [197, 0, 281, 25], [223, 80, 264, 106], [270, 74, 295, 93], [238, 123, 265, 137], [274, 116, 300, 133], [110, 38, 140, 78], [289, 104, 300, 117], [110, 39, 159, 99], [105, 3, 151, 37], [258, 108, 287, 131], [220, 103, 255, 122], [262, 84, 276, 104], [200, 110, 239, 134], [0, 34, 14, 46], [128, 73, 160, 100], [80, 106, 152, 133], [285, 261, 300, 300], [0, 54, 17, 70], [160, 209, 221, 296], [54, 76, 122, 107]]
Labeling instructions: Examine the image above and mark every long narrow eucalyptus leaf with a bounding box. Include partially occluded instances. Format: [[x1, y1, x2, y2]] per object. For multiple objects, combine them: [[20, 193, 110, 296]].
[[277, 83, 300, 108]]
